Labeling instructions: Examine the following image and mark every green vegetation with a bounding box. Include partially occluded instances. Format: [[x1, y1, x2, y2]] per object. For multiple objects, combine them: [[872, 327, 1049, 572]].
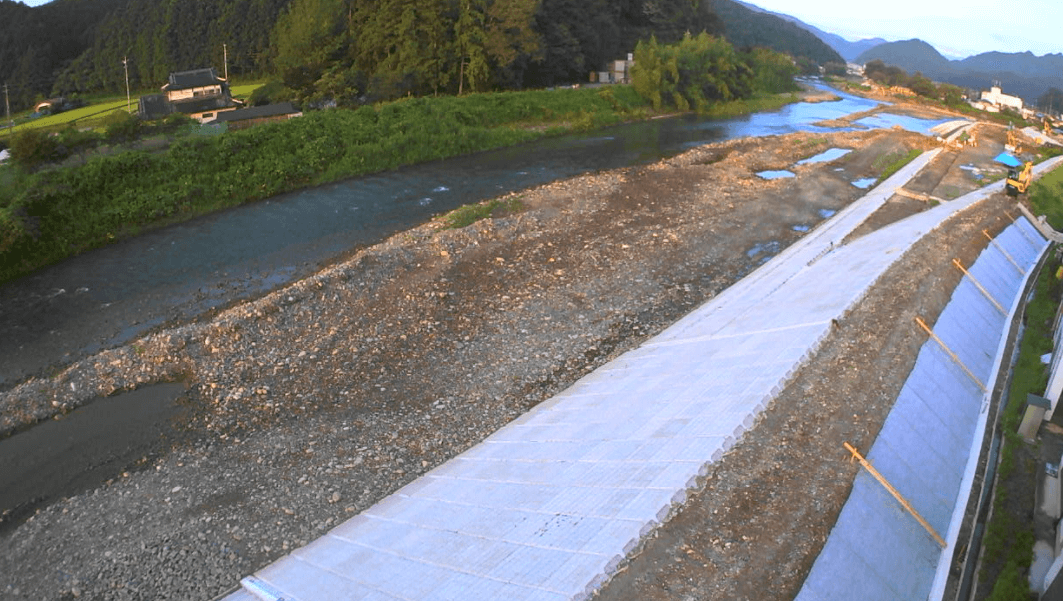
[[440, 196, 525, 229], [0, 86, 651, 283], [0, 0, 285, 111], [979, 254, 1060, 601], [630, 33, 798, 114], [0, 83, 264, 140], [1029, 165, 1063, 230], [700, 93, 798, 119], [873, 148, 923, 184], [2, 0, 839, 113], [0, 20, 812, 286], [2, 0, 722, 112]]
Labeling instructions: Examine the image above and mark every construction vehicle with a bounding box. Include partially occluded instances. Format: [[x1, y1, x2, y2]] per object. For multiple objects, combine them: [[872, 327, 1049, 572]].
[[1005, 161, 1033, 196], [1006, 128, 1023, 154]]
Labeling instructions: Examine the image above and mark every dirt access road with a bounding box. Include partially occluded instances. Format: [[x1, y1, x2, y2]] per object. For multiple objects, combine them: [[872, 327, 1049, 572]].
[[0, 104, 1026, 600]]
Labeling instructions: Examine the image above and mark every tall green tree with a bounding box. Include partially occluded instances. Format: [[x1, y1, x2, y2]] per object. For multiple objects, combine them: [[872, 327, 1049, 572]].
[[632, 37, 665, 110], [456, 0, 490, 93], [482, 0, 540, 87], [631, 32, 794, 113], [272, 0, 348, 92]]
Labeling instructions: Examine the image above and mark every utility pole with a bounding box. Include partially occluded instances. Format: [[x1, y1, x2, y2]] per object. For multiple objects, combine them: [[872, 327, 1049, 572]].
[[123, 56, 131, 113], [4, 83, 11, 131], [223, 43, 228, 81]]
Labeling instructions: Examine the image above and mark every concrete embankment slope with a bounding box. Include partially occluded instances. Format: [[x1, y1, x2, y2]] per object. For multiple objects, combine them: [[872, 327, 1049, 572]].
[[796, 217, 1047, 601], [223, 156, 1061, 601]]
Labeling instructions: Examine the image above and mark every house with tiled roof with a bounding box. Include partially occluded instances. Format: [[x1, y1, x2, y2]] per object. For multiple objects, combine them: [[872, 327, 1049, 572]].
[[138, 67, 243, 123]]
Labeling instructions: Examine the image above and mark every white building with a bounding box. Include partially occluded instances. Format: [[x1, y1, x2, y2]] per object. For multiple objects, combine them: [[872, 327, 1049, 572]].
[[981, 85, 1024, 112]]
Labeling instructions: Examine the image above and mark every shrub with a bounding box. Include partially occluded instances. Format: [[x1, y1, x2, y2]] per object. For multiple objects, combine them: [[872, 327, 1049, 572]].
[[8, 129, 60, 171], [161, 113, 194, 131], [102, 111, 141, 142], [57, 125, 101, 155], [986, 560, 1035, 601], [249, 81, 292, 107], [440, 197, 523, 229]]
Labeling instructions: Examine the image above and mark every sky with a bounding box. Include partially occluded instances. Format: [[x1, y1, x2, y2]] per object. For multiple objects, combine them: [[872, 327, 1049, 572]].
[[746, 0, 1061, 58], [18, 0, 1062, 59]]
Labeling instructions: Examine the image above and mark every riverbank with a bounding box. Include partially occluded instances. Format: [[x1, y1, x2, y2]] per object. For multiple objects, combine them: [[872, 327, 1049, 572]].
[[1, 120, 979, 599], [0, 85, 809, 287]]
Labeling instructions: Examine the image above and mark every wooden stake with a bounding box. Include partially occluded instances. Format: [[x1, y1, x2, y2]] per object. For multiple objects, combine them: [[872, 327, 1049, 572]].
[[915, 317, 987, 392], [844, 442, 946, 548], [983, 229, 1024, 274], [952, 258, 1006, 314]]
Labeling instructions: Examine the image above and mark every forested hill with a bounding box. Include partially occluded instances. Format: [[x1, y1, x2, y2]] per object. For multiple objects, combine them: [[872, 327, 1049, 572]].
[[0, 0, 127, 109], [711, 0, 844, 68], [1, 0, 837, 112], [54, 0, 288, 93]]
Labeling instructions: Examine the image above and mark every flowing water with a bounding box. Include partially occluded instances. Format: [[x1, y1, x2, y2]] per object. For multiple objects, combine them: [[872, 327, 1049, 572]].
[[0, 85, 949, 389]]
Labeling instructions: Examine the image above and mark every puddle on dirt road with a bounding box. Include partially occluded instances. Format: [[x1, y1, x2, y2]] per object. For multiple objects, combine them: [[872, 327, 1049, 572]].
[[959, 164, 986, 181], [796, 148, 851, 165], [818, 209, 837, 219], [0, 382, 190, 532], [851, 177, 877, 189], [792, 224, 811, 232], [756, 170, 795, 180], [746, 241, 782, 264]]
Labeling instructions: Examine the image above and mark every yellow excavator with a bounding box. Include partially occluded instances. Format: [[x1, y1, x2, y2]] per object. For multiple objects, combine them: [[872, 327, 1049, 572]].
[[1006, 129, 1023, 154], [1005, 161, 1033, 196]]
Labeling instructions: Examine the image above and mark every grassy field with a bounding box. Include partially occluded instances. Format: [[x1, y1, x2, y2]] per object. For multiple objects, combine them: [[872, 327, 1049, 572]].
[[1029, 162, 1063, 230], [0, 83, 264, 138]]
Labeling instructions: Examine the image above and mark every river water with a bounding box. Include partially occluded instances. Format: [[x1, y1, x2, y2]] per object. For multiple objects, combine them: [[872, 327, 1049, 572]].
[[0, 86, 948, 388]]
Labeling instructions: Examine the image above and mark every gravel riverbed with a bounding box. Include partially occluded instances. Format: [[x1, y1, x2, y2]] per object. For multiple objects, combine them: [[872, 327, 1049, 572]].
[[1, 125, 972, 600]]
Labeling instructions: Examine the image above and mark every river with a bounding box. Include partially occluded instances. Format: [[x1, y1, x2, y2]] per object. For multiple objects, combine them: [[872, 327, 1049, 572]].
[[0, 85, 949, 388]]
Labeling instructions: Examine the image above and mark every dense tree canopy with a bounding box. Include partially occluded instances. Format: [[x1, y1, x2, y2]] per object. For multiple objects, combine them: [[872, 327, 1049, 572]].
[[0, 0, 125, 109], [0, 0, 831, 111], [268, 0, 722, 103], [53, 0, 290, 96], [631, 33, 797, 112]]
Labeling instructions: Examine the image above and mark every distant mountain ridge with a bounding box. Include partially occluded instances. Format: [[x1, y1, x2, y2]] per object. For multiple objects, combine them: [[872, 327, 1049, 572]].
[[731, 1, 1062, 104], [712, 0, 844, 67], [856, 39, 1063, 104], [730, 0, 886, 62]]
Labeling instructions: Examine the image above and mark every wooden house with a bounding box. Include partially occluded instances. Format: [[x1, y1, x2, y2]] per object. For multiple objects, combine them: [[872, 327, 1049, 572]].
[[138, 67, 243, 123]]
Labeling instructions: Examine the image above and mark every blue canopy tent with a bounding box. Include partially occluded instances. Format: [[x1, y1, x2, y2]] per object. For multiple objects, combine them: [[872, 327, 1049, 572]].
[[994, 152, 1023, 168]]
